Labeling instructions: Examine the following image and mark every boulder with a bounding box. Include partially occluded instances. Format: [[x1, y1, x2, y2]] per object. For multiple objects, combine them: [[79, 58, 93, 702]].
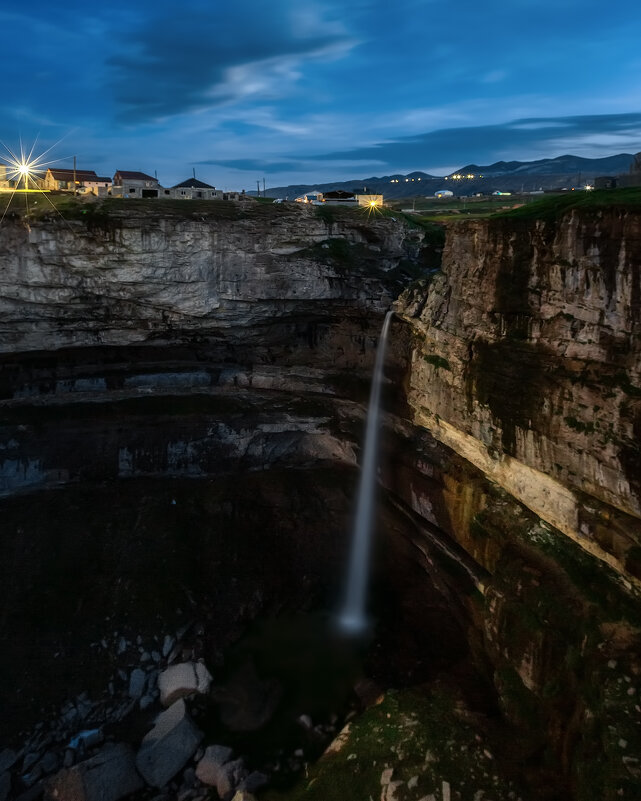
[[0, 751, 18, 775], [215, 758, 247, 801], [239, 771, 269, 794], [44, 743, 143, 801], [158, 662, 212, 707], [0, 772, 11, 801], [39, 751, 59, 775], [128, 668, 147, 699], [135, 699, 203, 788], [194, 745, 233, 785]]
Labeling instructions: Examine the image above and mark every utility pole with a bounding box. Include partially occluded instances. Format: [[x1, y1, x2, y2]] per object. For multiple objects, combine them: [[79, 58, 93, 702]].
[[193, 167, 196, 179], [256, 180, 260, 197], [263, 177, 266, 196], [73, 156, 77, 195]]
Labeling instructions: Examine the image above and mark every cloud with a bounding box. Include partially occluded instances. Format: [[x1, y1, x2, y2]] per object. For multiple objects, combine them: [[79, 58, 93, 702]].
[[302, 113, 641, 172], [107, 0, 353, 122], [204, 157, 387, 172], [480, 70, 507, 84], [201, 158, 305, 173]]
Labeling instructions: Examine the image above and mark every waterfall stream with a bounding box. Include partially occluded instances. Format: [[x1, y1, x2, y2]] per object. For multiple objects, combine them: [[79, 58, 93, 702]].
[[338, 310, 394, 633]]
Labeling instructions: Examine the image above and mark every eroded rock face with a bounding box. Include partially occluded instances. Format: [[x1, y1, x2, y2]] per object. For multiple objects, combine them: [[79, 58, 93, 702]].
[[0, 204, 421, 496], [384, 207, 641, 799], [395, 208, 641, 578], [0, 203, 418, 352]]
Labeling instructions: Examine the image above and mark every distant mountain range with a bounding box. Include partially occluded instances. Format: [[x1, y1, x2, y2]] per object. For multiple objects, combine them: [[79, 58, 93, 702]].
[[260, 154, 635, 199]]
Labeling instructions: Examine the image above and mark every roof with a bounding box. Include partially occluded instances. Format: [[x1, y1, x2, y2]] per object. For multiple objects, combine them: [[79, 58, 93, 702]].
[[172, 177, 216, 190], [323, 190, 355, 199], [47, 169, 99, 181], [114, 171, 157, 182]]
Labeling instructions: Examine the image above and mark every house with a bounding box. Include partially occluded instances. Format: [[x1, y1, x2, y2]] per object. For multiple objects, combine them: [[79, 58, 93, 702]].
[[44, 168, 111, 195], [112, 171, 160, 198], [164, 177, 223, 200], [356, 193, 384, 208], [295, 190, 323, 204], [595, 152, 641, 190], [323, 190, 357, 205], [0, 163, 9, 189]]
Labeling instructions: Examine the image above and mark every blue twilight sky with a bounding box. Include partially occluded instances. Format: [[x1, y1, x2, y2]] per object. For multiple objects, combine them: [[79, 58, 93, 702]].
[[1, 0, 640, 190]]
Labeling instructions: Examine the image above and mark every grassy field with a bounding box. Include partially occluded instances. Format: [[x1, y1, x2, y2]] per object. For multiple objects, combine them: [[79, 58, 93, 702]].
[[496, 186, 641, 220], [0, 192, 293, 222], [3, 187, 640, 226], [386, 187, 641, 223]]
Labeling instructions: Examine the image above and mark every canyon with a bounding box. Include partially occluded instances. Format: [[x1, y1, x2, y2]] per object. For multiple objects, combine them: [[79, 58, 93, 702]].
[[0, 197, 639, 801]]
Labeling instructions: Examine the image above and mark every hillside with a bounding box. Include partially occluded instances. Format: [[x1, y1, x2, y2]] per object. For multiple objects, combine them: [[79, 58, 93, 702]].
[[261, 153, 635, 200]]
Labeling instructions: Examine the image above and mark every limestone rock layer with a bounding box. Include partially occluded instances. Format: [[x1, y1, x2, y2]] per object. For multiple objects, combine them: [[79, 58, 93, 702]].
[[396, 207, 641, 579]]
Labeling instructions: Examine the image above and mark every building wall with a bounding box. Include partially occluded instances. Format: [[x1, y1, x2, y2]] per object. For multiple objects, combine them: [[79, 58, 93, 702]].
[[356, 194, 384, 207], [163, 188, 224, 200]]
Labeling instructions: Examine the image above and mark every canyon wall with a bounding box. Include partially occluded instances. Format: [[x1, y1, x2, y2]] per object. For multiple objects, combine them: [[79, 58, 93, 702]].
[[389, 204, 641, 799], [0, 203, 427, 494], [0, 202, 416, 352], [2, 197, 641, 799], [396, 207, 641, 580]]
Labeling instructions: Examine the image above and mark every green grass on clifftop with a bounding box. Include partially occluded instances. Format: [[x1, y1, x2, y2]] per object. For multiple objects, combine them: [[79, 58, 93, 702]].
[[495, 187, 641, 221]]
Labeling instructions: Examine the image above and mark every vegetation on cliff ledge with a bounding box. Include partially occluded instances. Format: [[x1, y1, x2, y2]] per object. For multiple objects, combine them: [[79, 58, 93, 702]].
[[495, 187, 641, 221]]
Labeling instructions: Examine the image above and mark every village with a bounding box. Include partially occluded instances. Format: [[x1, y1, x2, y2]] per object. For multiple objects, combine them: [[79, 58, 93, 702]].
[[0, 163, 385, 208], [0, 165, 247, 202]]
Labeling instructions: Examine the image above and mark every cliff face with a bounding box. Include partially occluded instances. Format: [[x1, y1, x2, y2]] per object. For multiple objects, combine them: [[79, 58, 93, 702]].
[[396, 208, 641, 579], [388, 207, 641, 798], [2, 199, 641, 798], [0, 204, 425, 494], [0, 203, 415, 352]]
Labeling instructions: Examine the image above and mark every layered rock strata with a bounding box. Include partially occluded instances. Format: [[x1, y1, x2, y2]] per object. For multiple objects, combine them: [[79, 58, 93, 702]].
[[387, 205, 641, 799], [0, 203, 425, 494], [396, 208, 641, 579]]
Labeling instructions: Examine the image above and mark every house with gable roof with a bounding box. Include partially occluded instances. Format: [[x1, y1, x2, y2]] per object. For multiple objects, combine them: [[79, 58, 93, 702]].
[[112, 170, 161, 198], [164, 177, 223, 200], [44, 168, 112, 195]]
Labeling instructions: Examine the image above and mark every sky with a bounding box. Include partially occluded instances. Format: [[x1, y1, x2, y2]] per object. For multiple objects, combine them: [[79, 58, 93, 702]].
[[1, 0, 640, 190]]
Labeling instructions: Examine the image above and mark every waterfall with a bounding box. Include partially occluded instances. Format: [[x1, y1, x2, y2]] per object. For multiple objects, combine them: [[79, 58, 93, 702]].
[[338, 310, 394, 634]]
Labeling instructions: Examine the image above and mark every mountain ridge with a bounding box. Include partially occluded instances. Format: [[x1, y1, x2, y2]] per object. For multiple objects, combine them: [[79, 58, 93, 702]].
[[260, 153, 635, 199]]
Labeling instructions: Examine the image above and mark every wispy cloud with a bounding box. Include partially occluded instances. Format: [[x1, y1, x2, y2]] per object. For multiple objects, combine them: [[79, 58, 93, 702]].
[[298, 113, 641, 173], [107, 0, 354, 122]]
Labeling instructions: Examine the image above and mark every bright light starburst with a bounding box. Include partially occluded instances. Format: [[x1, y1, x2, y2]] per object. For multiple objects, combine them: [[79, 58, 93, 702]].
[[2, 137, 57, 190], [0, 135, 77, 229]]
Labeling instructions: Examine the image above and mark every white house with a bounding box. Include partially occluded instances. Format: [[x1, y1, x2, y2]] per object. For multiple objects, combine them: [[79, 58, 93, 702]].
[[295, 190, 324, 203], [164, 177, 223, 200], [112, 171, 160, 198], [356, 193, 384, 208]]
